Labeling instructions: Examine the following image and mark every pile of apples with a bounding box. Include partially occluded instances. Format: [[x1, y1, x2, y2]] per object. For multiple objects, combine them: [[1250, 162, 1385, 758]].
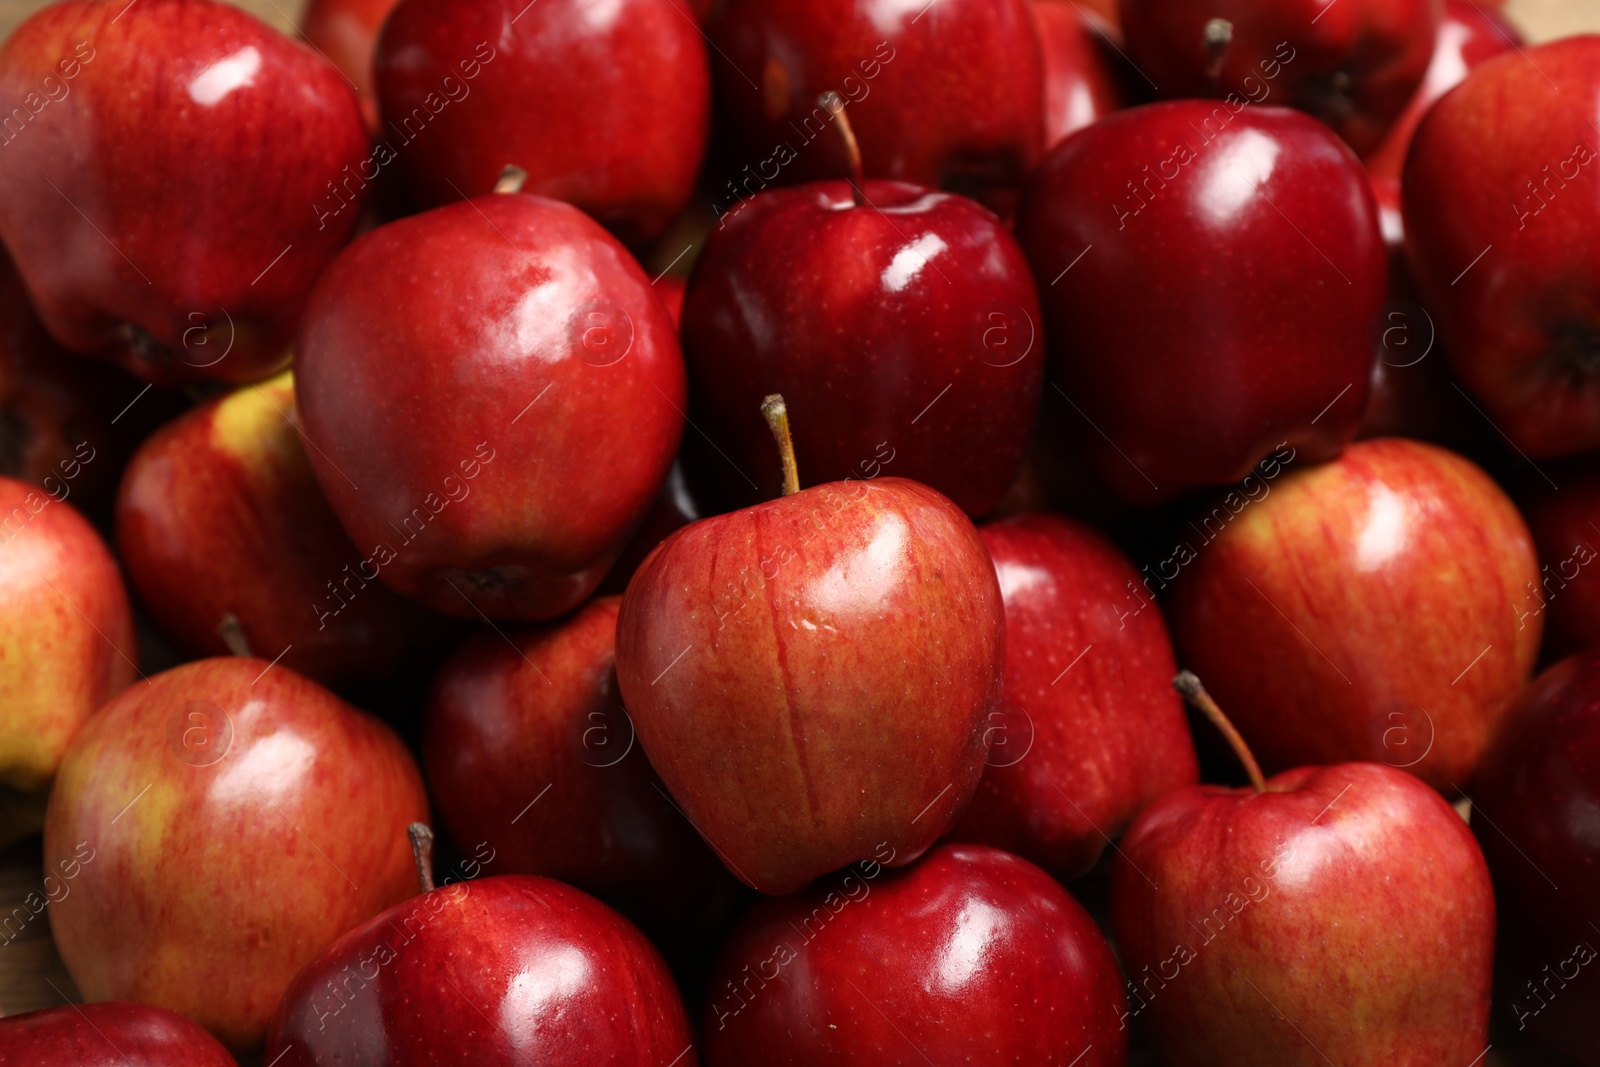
[[2, 0, 1600, 1062]]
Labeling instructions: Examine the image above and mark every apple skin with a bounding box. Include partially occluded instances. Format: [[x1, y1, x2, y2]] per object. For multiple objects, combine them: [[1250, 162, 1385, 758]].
[[707, 0, 1044, 206], [1111, 761, 1493, 1065], [1120, 0, 1439, 155], [0, 0, 370, 384], [616, 476, 1004, 895], [0, 476, 136, 793], [375, 0, 709, 246], [1471, 651, 1600, 1064], [1516, 463, 1600, 661], [1404, 36, 1600, 458], [43, 657, 429, 1053], [703, 843, 1127, 1065], [682, 180, 1042, 517], [301, 0, 401, 126], [1035, 1, 1131, 151], [264, 874, 696, 1065], [294, 192, 685, 622], [1169, 438, 1540, 791], [0, 1001, 236, 1066], [1015, 102, 1383, 503], [942, 513, 1197, 880]]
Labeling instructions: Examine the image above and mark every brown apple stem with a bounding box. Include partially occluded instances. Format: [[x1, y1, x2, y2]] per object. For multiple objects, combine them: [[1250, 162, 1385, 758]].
[[494, 165, 528, 195], [408, 822, 436, 893], [1203, 18, 1233, 87], [818, 92, 865, 207], [215, 614, 251, 658], [1173, 670, 1267, 793], [761, 393, 802, 496]]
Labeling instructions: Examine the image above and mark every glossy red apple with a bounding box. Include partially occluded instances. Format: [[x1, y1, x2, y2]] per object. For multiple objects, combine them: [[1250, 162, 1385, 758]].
[[1516, 461, 1600, 661], [301, 0, 401, 126], [942, 513, 1197, 880], [1472, 650, 1600, 1065], [707, 0, 1044, 207], [44, 657, 429, 1052], [295, 189, 684, 621], [1036, 1, 1131, 151], [1404, 35, 1600, 458], [704, 843, 1126, 1065], [0, 0, 371, 384], [682, 178, 1042, 517], [265, 871, 696, 1065], [0, 1001, 235, 1066], [1016, 102, 1383, 503], [616, 403, 1004, 894], [1121, 0, 1439, 154], [375, 0, 709, 246], [1169, 438, 1540, 791]]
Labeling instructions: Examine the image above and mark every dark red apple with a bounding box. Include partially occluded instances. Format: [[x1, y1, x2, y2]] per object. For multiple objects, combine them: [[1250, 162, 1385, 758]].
[[375, 0, 709, 246], [1016, 102, 1383, 503], [0, 1001, 235, 1066], [1120, 0, 1439, 154], [301, 0, 401, 126], [115, 371, 449, 689], [0, 0, 371, 384], [1517, 460, 1600, 661], [704, 843, 1126, 1065], [706, 0, 1044, 208], [1472, 650, 1600, 1065], [44, 657, 429, 1052], [942, 513, 1197, 880], [294, 189, 685, 621], [681, 178, 1042, 517], [1404, 35, 1600, 458], [265, 872, 696, 1065], [1036, 1, 1131, 151], [1169, 438, 1540, 791]]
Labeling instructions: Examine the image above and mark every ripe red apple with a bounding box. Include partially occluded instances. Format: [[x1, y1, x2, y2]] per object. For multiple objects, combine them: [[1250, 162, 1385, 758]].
[[1036, 1, 1131, 151], [1516, 462, 1600, 661], [942, 513, 1197, 880], [0, 1001, 235, 1066], [0, 0, 370, 384], [115, 371, 449, 689], [704, 843, 1126, 1065], [301, 0, 401, 126], [294, 189, 685, 622], [1472, 650, 1600, 1065], [44, 657, 429, 1052], [374, 0, 709, 246], [1169, 438, 1540, 791], [681, 178, 1042, 517], [0, 476, 135, 794], [265, 871, 696, 1065], [1120, 0, 1439, 154], [707, 0, 1044, 208], [1112, 708, 1493, 1065], [1016, 103, 1383, 503], [616, 401, 1004, 893], [1404, 35, 1600, 458]]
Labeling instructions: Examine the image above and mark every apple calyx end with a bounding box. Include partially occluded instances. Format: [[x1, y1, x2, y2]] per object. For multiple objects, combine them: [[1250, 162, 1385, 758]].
[[761, 393, 803, 496], [1173, 670, 1267, 793], [408, 822, 437, 893], [818, 92, 866, 208], [493, 165, 529, 195]]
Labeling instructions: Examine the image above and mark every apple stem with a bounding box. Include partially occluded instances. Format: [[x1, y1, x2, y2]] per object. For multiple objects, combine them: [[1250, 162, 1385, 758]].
[[1203, 18, 1233, 86], [761, 394, 802, 496], [494, 165, 528, 195], [1173, 670, 1267, 793], [215, 614, 251, 658], [408, 822, 436, 893], [818, 92, 866, 208]]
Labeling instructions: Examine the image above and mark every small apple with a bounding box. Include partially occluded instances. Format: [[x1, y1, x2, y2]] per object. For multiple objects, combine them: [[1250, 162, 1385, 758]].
[[0, 1001, 235, 1066]]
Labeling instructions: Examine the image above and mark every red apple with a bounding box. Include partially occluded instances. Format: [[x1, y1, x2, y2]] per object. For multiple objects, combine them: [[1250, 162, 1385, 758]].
[[1472, 650, 1600, 1065], [0, 1001, 235, 1066], [706, 0, 1044, 208], [704, 843, 1127, 1065], [44, 657, 429, 1052], [294, 189, 685, 621], [1035, 1, 1131, 151], [616, 403, 1004, 894], [942, 513, 1197, 880], [1516, 460, 1600, 661], [374, 0, 709, 246], [0, 476, 135, 794], [1404, 35, 1600, 458], [301, 0, 401, 127], [1120, 0, 1439, 154], [1169, 438, 1540, 791], [0, 0, 371, 384], [115, 371, 449, 689], [681, 178, 1042, 517], [265, 871, 696, 1065], [1016, 102, 1383, 503]]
